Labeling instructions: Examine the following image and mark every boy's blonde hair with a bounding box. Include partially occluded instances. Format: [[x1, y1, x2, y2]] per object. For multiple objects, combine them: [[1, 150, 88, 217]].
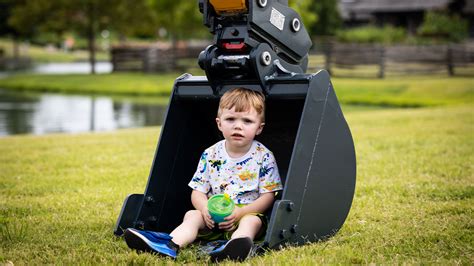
[[217, 88, 265, 122]]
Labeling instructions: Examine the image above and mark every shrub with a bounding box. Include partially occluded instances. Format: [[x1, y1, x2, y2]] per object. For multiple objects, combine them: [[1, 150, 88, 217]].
[[336, 26, 406, 44], [417, 11, 469, 42]]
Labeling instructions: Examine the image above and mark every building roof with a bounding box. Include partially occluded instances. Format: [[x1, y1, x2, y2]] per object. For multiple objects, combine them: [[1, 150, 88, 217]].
[[341, 0, 452, 13], [464, 0, 474, 14], [339, 0, 474, 20]]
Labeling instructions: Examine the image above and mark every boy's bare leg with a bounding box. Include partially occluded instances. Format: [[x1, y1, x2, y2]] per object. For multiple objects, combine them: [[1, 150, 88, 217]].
[[230, 215, 262, 240], [170, 210, 206, 247]]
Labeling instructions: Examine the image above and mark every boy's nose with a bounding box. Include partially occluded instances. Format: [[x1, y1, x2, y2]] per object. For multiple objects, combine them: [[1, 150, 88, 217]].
[[233, 121, 243, 129]]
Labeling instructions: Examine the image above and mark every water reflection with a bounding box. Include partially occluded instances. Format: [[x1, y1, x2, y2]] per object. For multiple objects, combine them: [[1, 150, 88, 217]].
[[33, 62, 112, 74], [0, 90, 167, 136]]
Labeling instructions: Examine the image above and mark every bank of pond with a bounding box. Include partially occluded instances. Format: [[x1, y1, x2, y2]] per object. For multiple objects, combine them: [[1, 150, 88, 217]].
[[0, 89, 168, 136], [0, 89, 391, 137]]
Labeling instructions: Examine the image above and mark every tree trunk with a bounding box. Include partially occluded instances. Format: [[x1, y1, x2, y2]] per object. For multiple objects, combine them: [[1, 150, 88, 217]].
[[170, 34, 177, 70], [118, 33, 127, 45], [12, 36, 20, 60], [87, 2, 96, 75]]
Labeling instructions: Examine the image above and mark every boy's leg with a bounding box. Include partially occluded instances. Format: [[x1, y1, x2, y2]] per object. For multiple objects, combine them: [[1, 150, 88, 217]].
[[124, 210, 205, 258], [209, 215, 264, 261], [231, 215, 262, 240], [170, 210, 206, 247]]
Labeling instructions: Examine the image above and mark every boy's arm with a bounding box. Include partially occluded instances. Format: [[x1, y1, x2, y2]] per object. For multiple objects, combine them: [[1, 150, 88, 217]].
[[191, 190, 215, 229], [219, 192, 275, 230], [238, 192, 275, 215]]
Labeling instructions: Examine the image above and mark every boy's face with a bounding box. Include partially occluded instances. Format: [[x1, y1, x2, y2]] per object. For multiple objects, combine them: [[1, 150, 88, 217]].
[[216, 106, 264, 151]]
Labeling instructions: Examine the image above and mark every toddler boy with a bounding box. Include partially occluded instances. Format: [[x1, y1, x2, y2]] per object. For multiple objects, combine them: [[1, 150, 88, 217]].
[[124, 88, 282, 261]]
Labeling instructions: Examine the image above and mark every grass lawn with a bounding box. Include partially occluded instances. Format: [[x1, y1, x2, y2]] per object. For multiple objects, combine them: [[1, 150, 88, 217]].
[[1, 103, 472, 264], [333, 76, 474, 107], [0, 38, 109, 62], [0, 73, 473, 107], [0, 73, 178, 96]]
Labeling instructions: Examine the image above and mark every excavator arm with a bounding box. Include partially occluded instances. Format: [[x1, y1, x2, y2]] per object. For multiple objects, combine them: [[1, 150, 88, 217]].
[[198, 0, 312, 90]]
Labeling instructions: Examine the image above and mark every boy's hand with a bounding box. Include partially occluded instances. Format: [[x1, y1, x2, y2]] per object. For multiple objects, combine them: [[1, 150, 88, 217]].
[[201, 206, 215, 229], [219, 206, 244, 231]]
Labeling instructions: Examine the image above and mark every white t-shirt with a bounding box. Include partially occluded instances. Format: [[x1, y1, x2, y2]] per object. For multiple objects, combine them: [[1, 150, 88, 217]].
[[188, 140, 283, 205]]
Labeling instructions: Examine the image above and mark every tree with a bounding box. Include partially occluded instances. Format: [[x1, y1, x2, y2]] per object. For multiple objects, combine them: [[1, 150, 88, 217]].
[[290, 0, 342, 37], [0, 0, 37, 59], [7, 0, 156, 74], [148, 0, 207, 69], [289, 0, 317, 35], [418, 11, 469, 42], [150, 0, 206, 42], [106, 0, 157, 41]]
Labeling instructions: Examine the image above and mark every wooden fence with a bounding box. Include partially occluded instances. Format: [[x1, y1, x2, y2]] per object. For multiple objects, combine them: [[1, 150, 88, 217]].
[[0, 57, 31, 71], [111, 43, 207, 73], [111, 42, 474, 78], [320, 43, 474, 78]]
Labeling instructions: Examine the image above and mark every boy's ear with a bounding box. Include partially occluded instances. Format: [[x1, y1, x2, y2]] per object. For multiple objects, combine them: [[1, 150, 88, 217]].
[[216, 117, 222, 131], [256, 122, 265, 135]]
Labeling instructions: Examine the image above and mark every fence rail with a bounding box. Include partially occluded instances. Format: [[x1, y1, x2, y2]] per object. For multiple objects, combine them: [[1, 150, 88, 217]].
[[111, 43, 207, 73], [111, 42, 474, 78], [320, 42, 474, 78], [0, 57, 31, 71]]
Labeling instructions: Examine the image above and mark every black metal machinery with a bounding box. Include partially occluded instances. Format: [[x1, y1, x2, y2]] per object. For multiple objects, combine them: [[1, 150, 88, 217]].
[[115, 0, 356, 249]]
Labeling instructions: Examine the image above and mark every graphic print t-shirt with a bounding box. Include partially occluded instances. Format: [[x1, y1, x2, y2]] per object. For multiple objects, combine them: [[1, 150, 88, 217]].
[[188, 140, 283, 205]]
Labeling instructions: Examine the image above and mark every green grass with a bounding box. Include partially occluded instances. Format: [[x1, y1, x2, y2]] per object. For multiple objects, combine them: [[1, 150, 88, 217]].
[[0, 38, 109, 62], [332, 76, 474, 107], [0, 72, 472, 263], [0, 74, 473, 107], [0, 73, 177, 96], [1, 104, 472, 264]]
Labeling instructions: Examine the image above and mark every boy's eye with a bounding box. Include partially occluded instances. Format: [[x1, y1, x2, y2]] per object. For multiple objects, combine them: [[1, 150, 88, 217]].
[[225, 117, 235, 121], [243, 119, 253, 124]]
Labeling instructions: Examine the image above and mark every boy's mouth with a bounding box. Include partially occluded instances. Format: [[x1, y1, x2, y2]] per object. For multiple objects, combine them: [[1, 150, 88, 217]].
[[231, 133, 244, 138]]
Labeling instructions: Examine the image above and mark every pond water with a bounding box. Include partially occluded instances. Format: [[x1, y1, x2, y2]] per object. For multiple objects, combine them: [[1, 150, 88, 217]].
[[0, 62, 112, 76], [32, 62, 112, 74], [0, 89, 168, 137]]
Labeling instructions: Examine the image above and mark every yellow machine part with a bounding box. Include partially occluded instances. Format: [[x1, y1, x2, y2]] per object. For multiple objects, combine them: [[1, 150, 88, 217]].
[[209, 0, 248, 15]]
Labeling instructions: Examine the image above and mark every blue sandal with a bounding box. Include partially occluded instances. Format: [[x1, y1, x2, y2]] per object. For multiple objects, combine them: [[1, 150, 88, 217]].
[[124, 228, 178, 259], [209, 237, 253, 262]]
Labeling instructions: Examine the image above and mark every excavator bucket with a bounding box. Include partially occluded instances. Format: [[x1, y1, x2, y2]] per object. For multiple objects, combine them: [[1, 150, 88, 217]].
[[114, 70, 356, 249], [115, 0, 356, 251]]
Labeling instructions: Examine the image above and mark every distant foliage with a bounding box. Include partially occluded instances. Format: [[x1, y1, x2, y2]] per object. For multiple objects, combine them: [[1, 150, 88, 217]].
[[289, 0, 341, 37], [336, 26, 406, 44], [418, 11, 469, 42], [308, 0, 342, 36], [149, 0, 206, 40], [289, 0, 317, 34]]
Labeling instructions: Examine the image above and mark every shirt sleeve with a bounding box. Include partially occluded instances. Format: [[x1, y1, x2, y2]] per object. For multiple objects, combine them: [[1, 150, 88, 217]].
[[188, 151, 210, 193], [259, 151, 283, 193]]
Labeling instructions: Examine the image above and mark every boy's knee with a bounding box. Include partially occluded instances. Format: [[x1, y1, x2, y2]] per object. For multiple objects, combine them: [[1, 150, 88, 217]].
[[239, 214, 262, 227], [232, 215, 263, 239], [183, 210, 202, 221]]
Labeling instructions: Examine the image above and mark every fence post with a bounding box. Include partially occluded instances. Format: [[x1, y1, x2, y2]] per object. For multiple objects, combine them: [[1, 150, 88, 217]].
[[143, 48, 150, 72], [111, 48, 116, 72], [378, 45, 385, 79], [447, 44, 454, 76], [325, 42, 332, 75]]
